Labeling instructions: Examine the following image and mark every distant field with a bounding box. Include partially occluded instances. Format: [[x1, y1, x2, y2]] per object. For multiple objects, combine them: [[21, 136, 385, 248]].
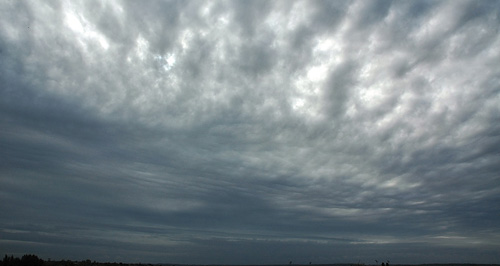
[[2, 256, 498, 266]]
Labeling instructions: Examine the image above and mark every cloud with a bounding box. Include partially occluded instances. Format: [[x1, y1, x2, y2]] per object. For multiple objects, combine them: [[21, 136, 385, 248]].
[[1, 0, 500, 264]]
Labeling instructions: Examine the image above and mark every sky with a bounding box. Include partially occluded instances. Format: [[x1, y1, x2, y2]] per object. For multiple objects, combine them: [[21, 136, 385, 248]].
[[1, 0, 500, 264]]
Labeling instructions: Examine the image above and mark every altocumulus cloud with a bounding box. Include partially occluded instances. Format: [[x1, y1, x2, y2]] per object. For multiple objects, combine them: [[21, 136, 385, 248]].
[[1, 0, 500, 264]]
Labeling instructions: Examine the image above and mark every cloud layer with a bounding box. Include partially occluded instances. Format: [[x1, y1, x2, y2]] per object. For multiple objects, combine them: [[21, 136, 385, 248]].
[[1, 0, 500, 264]]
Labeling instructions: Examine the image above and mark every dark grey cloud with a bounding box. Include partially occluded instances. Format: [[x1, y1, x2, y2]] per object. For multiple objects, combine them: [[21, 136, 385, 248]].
[[1, 0, 500, 264]]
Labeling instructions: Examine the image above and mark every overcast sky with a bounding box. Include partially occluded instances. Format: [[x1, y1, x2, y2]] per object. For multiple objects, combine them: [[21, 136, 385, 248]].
[[1, 0, 500, 264]]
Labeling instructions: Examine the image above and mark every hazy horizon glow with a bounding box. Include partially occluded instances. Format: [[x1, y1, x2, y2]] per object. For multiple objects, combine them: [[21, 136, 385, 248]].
[[1, 0, 499, 264]]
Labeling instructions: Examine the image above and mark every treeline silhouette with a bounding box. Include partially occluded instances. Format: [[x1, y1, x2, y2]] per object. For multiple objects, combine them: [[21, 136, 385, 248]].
[[1, 255, 155, 266], [2, 255, 499, 266], [1, 255, 43, 266]]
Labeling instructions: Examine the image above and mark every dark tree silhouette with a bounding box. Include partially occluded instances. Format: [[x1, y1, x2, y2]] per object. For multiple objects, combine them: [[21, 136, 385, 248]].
[[1, 254, 43, 266], [22, 254, 44, 266]]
